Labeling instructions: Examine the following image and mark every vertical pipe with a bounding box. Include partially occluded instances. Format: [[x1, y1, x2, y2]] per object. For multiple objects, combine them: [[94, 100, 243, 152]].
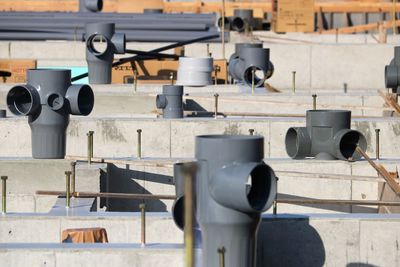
[[65, 171, 71, 208], [376, 129, 381, 160], [218, 247, 226, 267], [312, 94, 317, 110], [292, 71, 296, 93], [137, 129, 142, 159], [343, 83, 348, 93], [70, 161, 76, 195], [214, 93, 219, 119], [206, 43, 210, 57], [249, 129, 254, 135], [184, 165, 195, 267], [1, 176, 7, 214], [214, 65, 220, 85], [139, 203, 146, 246]]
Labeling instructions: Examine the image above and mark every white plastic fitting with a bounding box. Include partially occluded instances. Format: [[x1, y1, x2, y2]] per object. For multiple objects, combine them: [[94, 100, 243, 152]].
[[176, 57, 213, 86]]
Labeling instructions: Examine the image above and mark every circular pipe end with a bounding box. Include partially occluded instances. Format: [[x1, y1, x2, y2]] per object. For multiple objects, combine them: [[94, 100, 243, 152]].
[[7, 85, 40, 116], [335, 130, 367, 161], [172, 196, 184, 231], [66, 84, 94, 116], [285, 127, 311, 159]]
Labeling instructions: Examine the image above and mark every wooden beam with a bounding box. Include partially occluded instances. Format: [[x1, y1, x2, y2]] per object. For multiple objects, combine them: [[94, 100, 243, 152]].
[[277, 198, 400, 206], [321, 20, 400, 34], [36, 190, 176, 200]]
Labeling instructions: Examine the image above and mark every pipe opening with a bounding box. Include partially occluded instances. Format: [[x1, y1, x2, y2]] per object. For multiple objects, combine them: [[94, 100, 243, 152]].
[[246, 165, 273, 211], [232, 17, 245, 31], [244, 66, 265, 87], [7, 86, 37, 115], [47, 93, 64, 110], [338, 131, 367, 160], [172, 196, 184, 230], [77, 85, 94, 115], [217, 17, 230, 28], [87, 34, 108, 56], [285, 128, 300, 158]]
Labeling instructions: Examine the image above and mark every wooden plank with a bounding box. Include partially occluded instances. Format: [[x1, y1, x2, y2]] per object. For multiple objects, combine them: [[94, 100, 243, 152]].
[[321, 20, 400, 34], [378, 90, 400, 114], [356, 146, 400, 196], [272, 0, 315, 33], [36, 190, 176, 200]]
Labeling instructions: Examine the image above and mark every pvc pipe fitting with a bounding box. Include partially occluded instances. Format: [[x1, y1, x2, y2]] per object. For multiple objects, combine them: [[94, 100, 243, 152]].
[[176, 57, 213, 86], [85, 22, 126, 84], [156, 85, 184, 118], [6, 69, 94, 159], [232, 9, 254, 32], [195, 135, 277, 267], [217, 16, 231, 30], [385, 46, 400, 94], [229, 43, 274, 87], [79, 0, 103, 13], [285, 110, 367, 161]]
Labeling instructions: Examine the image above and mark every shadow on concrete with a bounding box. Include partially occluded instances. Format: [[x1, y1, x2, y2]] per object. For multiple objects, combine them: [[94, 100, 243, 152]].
[[347, 264, 379, 267], [278, 193, 378, 213], [257, 215, 325, 267], [100, 164, 173, 212]]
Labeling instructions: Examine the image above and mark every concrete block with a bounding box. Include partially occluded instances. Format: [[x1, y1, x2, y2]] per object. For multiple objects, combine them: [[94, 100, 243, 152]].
[[9, 41, 84, 59], [0, 42, 10, 58], [0, 118, 31, 157], [359, 220, 400, 266], [0, 250, 55, 267], [170, 119, 229, 158], [267, 44, 312, 90], [66, 118, 171, 158], [311, 44, 395, 90]]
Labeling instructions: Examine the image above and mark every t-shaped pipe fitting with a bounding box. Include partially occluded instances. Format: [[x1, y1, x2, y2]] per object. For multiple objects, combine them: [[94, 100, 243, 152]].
[[385, 46, 400, 94], [79, 0, 103, 12], [285, 110, 367, 160], [6, 69, 94, 159], [229, 43, 274, 88], [156, 85, 184, 119], [195, 135, 277, 267], [85, 22, 126, 84]]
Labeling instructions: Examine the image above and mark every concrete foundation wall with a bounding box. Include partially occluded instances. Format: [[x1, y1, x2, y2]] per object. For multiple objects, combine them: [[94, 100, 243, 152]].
[[0, 117, 397, 159], [0, 214, 399, 267], [0, 41, 397, 90]]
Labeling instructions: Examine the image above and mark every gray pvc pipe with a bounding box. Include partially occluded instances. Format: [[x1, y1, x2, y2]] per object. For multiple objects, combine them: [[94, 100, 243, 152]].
[[6, 69, 94, 159], [232, 9, 253, 32], [285, 110, 367, 160], [156, 85, 184, 119], [385, 46, 400, 94], [229, 44, 270, 87], [79, 0, 103, 12], [85, 23, 126, 84], [195, 135, 277, 267]]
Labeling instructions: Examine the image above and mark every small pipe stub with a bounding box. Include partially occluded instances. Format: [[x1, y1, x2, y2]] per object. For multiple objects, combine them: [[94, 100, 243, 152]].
[[85, 22, 126, 84], [285, 110, 367, 161], [232, 9, 254, 32], [156, 85, 184, 119], [385, 46, 400, 94], [6, 69, 94, 159], [79, 0, 103, 12], [176, 57, 213, 86]]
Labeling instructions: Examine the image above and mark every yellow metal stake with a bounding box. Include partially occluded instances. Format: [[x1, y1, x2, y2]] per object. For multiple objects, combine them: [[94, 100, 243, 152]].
[[221, 0, 226, 60], [292, 71, 296, 93], [218, 247, 226, 267], [139, 203, 146, 246], [183, 163, 196, 267], [133, 69, 138, 93], [375, 129, 381, 160], [65, 171, 71, 208], [312, 94, 317, 110], [87, 131, 94, 165], [214, 93, 219, 119], [1, 176, 7, 214], [170, 72, 174, 85], [249, 129, 255, 135], [137, 129, 142, 159], [70, 161, 76, 195]]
